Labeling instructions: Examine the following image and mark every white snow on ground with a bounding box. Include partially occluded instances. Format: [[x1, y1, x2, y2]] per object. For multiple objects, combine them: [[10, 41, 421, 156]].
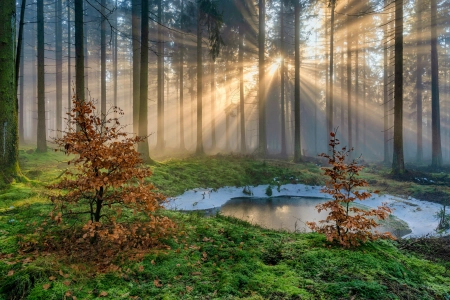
[[166, 183, 449, 238]]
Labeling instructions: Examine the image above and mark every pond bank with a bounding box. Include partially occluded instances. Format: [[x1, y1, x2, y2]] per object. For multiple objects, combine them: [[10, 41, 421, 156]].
[[167, 183, 449, 238]]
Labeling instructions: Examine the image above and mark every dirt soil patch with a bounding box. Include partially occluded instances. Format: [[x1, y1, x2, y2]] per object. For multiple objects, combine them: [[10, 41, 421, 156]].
[[398, 235, 450, 263]]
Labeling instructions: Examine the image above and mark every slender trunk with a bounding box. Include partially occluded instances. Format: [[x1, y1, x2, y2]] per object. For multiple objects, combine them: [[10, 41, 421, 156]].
[[179, 1, 185, 150], [258, 0, 266, 156], [15, 0, 26, 92], [190, 59, 195, 150], [280, 3, 286, 158], [132, 0, 140, 135], [347, 16, 352, 155], [196, 3, 203, 154], [294, 1, 301, 162], [363, 33, 366, 155], [383, 0, 389, 163], [56, 0, 62, 137], [340, 40, 344, 136], [113, 0, 118, 109], [157, 0, 165, 150], [225, 49, 230, 151], [100, 0, 106, 115], [67, 1, 72, 125], [328, 0, 335, 136], [392, 0, 405, 174], [75, 0, 85, 102], [430, 0, 442, 168], [0, 0, 21, 179], [416, 0, 423, 163], [37, 0, 47, 152], [138, 0, 151, 161], [19, 41, 24, 144], [211, 60, 216, 150], [239, 25, 246, 153], [355, 22, 359, 155]]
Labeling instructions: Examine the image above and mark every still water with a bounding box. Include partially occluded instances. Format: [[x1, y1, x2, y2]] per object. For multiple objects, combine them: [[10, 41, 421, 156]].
[[219, 196, 411, 238]]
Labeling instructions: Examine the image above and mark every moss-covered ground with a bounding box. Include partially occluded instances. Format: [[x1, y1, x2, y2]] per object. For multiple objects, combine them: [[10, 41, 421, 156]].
[[0, 149, 449, 299]]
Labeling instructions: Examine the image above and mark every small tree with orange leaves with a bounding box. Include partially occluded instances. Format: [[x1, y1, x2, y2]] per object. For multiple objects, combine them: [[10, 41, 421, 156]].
[[307, 131, 394, 247], [48, 97, 174, 250]]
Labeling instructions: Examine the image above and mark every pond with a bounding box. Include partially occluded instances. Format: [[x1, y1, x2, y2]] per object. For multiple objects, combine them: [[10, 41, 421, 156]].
[[217, 196, 411, 238]]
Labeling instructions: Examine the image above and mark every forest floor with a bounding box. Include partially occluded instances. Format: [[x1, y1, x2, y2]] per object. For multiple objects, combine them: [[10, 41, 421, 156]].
[[0, 148, 449, 299]]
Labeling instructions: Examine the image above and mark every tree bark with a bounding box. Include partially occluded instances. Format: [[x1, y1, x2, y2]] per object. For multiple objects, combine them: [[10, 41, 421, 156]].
[[294, 0, 301, 162], [328, 0, 335, 137], [280, 3, 287, 158], [430, 0, 442, 168], [179, 0, 185, 150], [383, 0, 389, 163], [347, 16, 352, 155], [392, 0, 405, 174], [18, 0, 26, 143], [239, 24, 246, 153], [157, 0, 165, 150], [138, 0, 151, 161], [196, 3, 204, 154], [416, 0, 423, 163], [37, 0, 47, 152], [210, 59, 216, 150], [132, 0, 140, 135], [0, 0, 21, 182], [258, 0, 266, 156], [100, 0, 106, 115], [56, 0, 62, 137], [67, 1, 72, 125], [75, 0, 85, 102]]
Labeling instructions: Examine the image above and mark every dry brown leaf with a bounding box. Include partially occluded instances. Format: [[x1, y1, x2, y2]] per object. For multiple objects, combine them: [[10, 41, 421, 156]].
[[186, 286, 193, 293], [7, 270, 14, 276], [63, 280, 71, 286], [99, 291, 108, 297], [49, 276, 56, 281], [43, 283, 51, 290], [153, 279, 162, 287]]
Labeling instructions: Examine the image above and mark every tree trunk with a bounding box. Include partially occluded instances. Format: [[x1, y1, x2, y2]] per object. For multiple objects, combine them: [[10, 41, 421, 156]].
[[392, 0, 405, 174], [18, 0, 26, 143], [239, 24, 246, 153], [280, 3, 287, 158], [132, 0, 140, 135], [157, 0, 165, 150], [430, 0, 442, 168], [210, 59, 216, 150], [0, 0, 21, 181], [55, 0, 62, 137], [294, 1, 301, 162], [138, 0, 151, 161], [113, 0, 118, 109], [355, 22, 359, 156], [347, 16, 352, 155], [196, 3, 204, 154], [328, 0, 335, 136], [75, 0, 85, 102], [416, 0, 423, 163], [179, 0, 185, 150], [37, 0, 47, 152], [383, 0, 389, 163], [67, 1, 72, 126], [258, 0, 266, 156], [100, 0, 106, 115]]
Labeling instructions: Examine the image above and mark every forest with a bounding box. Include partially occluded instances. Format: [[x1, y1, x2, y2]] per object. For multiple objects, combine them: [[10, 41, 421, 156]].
[[0, 0, 450, 299]]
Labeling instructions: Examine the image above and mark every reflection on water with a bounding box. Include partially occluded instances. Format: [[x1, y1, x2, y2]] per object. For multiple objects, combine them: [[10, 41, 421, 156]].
[[219, 196, 411, 238]]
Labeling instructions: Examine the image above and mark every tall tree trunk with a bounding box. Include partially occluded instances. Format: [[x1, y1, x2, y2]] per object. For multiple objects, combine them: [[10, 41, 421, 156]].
[[67, 1, 72, 125], [157, 0, 165, 150], [19, 40, 24, 144], [37, 0, 47, 152], [101, 0, 106, 115], [225, 49, 230, 151], [239, 24, 246, 153], [340, 39, 344, 136], [132, 0, 140, 135], [347, 16, 352, 155], [179, 0, 185, 150], [362, 33, 366, 155], [294, 0, 302, 162], [416, 0, 423, 163], [258, 0, 266, 156], [138, 0, 151, 161], [430, 0, 442, 168], [210, 59, 216, 150], [280, 3, 287, 158], [75, 0, 85, 102], [383, 0, 389, 163], [113, 0, 118, 109], [0, 0, 21, 181], [392, 0, 405, 174], [328, 0, 335, 136], [18, 0, 26, 143], [354, 22, 359, 156], [190, 57, 195, 150], [56, 0, 62, 137], [196, 3, 204, 154]]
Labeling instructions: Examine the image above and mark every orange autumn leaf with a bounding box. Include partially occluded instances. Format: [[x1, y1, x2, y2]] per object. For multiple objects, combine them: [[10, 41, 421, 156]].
[[43, 283, 50, 290], [99, 291, 108, 297]]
